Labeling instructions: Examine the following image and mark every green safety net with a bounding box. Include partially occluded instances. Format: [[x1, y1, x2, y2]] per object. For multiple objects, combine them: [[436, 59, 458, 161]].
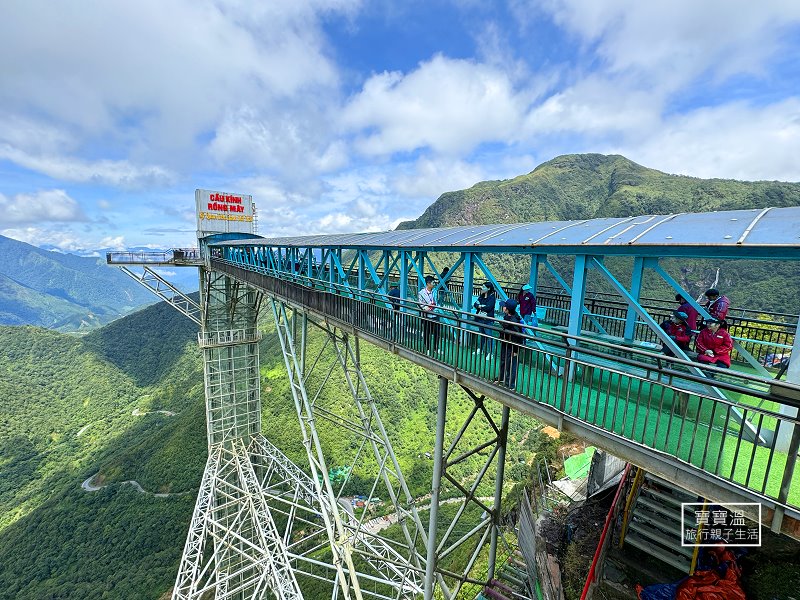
[[563, 446, 596, 480]]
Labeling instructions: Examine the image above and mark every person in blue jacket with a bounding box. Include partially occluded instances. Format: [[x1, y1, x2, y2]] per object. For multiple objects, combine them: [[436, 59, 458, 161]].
[[473, 282, 497, 357]]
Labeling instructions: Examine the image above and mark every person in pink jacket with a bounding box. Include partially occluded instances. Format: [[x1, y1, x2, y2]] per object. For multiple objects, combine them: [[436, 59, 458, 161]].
[[695, 318, 733, 371]]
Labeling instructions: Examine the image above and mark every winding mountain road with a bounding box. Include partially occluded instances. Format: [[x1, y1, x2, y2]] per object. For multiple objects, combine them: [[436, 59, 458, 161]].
[[81, 473, 192, 497]]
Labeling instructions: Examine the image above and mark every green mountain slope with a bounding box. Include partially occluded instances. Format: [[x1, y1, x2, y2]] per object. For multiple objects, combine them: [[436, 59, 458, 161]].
[[0, 235, 156, 331], [398, 153, 800, 228], [0, 301, 204, 599], [398, 153, 800, 315], [0, 298, 543, 598]]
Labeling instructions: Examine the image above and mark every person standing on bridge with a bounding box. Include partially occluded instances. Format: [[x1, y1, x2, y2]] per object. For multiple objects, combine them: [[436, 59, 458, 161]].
[[418, 275, 441, 354], [695, 318, 733, 374], [704, 288, 730, 322], [496, 299, 523, 390], [675, 294, 699, 331], [473, 282, 497, 358], [517, 284, 537, 327]]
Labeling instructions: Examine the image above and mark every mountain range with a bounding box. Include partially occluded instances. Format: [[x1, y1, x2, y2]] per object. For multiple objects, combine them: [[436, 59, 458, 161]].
[[1, 153, 799, 598], [398, 153, 800, 228], [0, 235, 162, 330], [399, 154, 800, 315]]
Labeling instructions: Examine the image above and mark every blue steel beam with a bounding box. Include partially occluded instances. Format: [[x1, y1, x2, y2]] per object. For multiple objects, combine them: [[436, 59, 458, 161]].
[[473, 254, 509, 302], [568, 255, 589, 343], [462, 253, 475, 316], [649, 260, 772, 378], [399, 251, 410, 311], [543, 258, 608, 335], [592, 257, 694, 362], [624, 257, 645, 343]]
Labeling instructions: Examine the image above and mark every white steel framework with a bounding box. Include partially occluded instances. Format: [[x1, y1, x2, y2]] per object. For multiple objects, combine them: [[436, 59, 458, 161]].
[[111, 256, 520, 600], [173, 271, 304, 600]]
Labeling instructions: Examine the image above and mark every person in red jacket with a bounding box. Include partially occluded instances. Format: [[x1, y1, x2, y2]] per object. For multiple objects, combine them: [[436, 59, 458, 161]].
[[704, 288, 730, 322], [660, 310, 692, 357], [675, 294, 699, 331], [695, 318, 733, 372]]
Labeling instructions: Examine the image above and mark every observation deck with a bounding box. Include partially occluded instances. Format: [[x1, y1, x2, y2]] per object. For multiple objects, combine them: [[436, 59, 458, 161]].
[[106, 247, 203, 266], [203, 207, 800, 537]]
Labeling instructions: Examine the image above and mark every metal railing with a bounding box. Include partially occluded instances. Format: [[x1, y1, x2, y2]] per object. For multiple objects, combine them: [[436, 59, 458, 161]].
[[323, 266, 796, 365], [198, 328, 262, 348], [579, 464, 632, 600], [106, 248, 201, 264], [213, 259, 800, 521]]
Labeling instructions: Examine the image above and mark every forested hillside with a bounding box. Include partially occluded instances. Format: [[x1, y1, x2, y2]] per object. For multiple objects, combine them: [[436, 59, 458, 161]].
[[0, 301, 202, 598], [0, 235, 155, 330], [7, 152, 797, 597], [398, 154, 800, 314], [0, 297, 544, 598]]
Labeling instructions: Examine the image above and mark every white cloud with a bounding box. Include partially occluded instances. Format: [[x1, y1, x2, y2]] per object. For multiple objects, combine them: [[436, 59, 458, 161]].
[[626, 99, 800, 181], [524, 76, 661, 136], [0, 190, 88, 225], [0, 0, 357, 180], [209, 104, 348, 178], [97, 236, 127, 250], [390, 157, 487, 199], [342, 55, 540, 156], [0, 145, 175, 188], [532, 0, 800, 92], [1, 226, 91, 251]]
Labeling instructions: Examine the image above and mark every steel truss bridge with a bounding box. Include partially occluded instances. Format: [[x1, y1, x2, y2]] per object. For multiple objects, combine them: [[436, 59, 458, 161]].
[[108, 206, 800, 600]]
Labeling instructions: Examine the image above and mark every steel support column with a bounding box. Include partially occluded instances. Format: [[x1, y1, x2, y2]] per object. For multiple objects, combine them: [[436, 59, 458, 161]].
[[568, 255, 589, 342], [425, 377, 449, 600], [173, 269, 302, 600], [624, 256, 645, 343], [487, 406, 510, 580], [271, 303, 364, 600]]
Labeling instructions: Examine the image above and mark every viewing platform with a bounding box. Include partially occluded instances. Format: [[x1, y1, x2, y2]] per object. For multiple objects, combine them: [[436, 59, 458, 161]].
[[198, 207, 800, 537], [106, 248, 202, 266]]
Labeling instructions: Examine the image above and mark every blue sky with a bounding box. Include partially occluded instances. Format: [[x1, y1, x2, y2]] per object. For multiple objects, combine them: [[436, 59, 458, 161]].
[[1, 0, 799, 252]]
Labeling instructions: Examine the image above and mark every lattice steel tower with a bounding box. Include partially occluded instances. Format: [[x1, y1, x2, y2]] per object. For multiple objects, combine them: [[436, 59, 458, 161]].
[[108, 190, 519, 600]]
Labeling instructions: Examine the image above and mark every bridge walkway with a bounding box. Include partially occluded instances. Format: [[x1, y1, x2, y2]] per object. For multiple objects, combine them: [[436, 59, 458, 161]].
[[212, 259, 800, 537]]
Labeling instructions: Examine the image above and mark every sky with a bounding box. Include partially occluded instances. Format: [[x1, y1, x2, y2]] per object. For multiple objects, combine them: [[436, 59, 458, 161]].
[[1, 0, 799, 252]]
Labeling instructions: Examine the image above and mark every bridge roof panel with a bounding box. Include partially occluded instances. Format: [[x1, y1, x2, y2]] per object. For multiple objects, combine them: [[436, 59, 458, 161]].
[[219, 207, 800, 253]]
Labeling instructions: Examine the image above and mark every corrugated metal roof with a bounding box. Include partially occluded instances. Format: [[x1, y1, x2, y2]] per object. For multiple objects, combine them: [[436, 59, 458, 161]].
[[217, 207, 800, 251]]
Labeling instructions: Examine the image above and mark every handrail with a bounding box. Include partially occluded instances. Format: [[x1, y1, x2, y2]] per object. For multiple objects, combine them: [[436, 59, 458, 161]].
[[212, 257, 800, 520], [301, 262, 796, 366], [580, 464, 632, 600], [617, 467, 645, 549], [221, 259, 800, 402], [106, 248, 201, 264]]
